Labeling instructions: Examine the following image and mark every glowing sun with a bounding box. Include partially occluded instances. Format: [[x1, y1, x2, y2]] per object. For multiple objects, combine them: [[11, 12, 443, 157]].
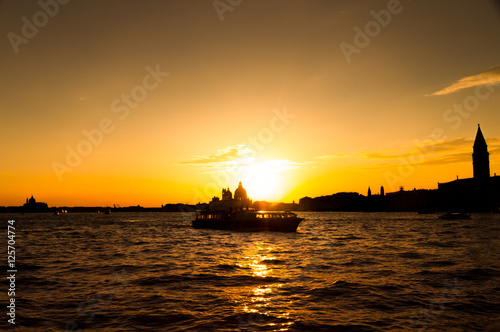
[[240, 162, 285, 201]]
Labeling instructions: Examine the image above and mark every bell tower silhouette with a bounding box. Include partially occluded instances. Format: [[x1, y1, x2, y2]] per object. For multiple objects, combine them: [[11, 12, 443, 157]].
[[472, 124, 490, 182]]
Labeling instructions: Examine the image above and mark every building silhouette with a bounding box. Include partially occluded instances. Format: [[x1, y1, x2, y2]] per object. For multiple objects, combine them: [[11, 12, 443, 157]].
[[221, 187, 233, 200], [22, 195, 49, 212], [472, 125, 490, 182], [208, 182, 252, 211], [234, 181, 249, 201], [300, 125, 500, 212], [438, 125, 499, 212]]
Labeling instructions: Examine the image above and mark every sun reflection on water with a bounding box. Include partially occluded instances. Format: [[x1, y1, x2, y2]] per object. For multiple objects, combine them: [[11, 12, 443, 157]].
[[235, 241, 293, 331], [249, 260, 269, 277]]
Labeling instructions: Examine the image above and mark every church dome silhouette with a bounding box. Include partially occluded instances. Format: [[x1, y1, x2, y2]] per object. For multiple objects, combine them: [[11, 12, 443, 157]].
[[234, 181, 248, 201]]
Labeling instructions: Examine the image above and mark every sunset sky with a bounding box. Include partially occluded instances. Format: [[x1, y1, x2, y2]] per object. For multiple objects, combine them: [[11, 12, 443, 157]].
[[1, 0, 500, 207]]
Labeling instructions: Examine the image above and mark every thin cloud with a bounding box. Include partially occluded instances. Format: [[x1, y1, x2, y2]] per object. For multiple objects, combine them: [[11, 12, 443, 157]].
[[418, 138, 468, 153], [428, 65, 500, 96], [344, 151, 471, 171], [363, 150, 411, 160], [421, 152, 472, 166], [178, 144, 254, 166], [178, 145, 307, 173], [345, 136, 500, 169], [362, 137, 500, 161], [316, 154, 349, 160]]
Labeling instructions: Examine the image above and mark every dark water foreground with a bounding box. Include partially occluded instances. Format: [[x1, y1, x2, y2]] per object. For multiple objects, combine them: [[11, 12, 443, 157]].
[[1, 212, 499, 331]]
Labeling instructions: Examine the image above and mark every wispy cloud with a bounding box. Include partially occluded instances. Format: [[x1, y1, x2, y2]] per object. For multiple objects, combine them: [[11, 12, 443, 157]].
[[343, 136, 500, 170], [428, 65, 500, 96], [362, 138, 471, 161], [316, 154, 349, 160], [178, 144, 306, 173], [178, 144, 255, 168]]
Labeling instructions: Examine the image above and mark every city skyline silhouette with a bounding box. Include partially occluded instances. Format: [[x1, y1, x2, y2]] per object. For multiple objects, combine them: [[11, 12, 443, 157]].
[[7, 125, 499, 213], [1, 1, 499, 207]]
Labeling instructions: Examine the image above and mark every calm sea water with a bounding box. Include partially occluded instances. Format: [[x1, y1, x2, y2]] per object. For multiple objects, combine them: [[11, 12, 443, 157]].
[[1, 212, 500, 331]]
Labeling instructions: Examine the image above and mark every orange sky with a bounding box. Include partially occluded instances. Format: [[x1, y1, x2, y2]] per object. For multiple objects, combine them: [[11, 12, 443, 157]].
[[1, 1, 500, 207]]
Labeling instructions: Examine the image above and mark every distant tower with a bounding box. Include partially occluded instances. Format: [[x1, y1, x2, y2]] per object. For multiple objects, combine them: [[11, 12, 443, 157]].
[[473, 124, 490, 181], [380, 186, 385, 196], [222, 188, 232, 200], [367, 187, 372, 197]]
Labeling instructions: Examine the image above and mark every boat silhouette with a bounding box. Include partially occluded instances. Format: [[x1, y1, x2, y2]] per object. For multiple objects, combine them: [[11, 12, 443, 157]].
[[192, 182, 303, 231]]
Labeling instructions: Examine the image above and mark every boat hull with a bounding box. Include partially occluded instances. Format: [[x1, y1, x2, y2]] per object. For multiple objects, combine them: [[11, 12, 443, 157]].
[[193, 215, 303, 232]]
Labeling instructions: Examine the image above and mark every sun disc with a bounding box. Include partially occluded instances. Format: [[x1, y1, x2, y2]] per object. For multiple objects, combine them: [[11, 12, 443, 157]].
[[241, 165, 283, 201]]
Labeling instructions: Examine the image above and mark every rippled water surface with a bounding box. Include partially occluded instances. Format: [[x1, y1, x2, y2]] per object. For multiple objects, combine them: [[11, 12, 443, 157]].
[[2, 212, 500, 331]]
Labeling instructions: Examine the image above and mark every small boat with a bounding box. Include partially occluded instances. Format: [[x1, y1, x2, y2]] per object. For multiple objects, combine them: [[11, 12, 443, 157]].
[[193, 209, 303, 232], [438, 212, 471, 220], [192, 181, 303, 232]]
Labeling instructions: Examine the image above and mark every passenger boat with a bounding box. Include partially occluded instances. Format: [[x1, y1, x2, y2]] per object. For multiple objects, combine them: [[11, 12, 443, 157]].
[[193, 209, 303, 232], [192, 182, 303, 232]]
